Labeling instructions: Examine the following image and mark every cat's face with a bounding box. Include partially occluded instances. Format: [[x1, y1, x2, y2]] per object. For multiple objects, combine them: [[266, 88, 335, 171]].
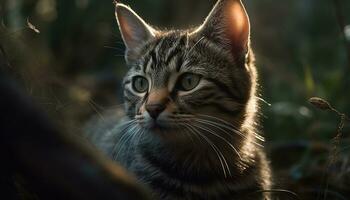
[[116, 0, 255, 141]]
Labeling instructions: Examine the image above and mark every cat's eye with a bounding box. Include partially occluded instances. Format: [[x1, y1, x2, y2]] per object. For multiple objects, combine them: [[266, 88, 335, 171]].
[[132, 76, 149, 93], [178, 73, 201, 91]]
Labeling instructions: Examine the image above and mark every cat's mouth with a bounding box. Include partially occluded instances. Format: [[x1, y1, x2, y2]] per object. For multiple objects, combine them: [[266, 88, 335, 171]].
[[138, 119, 177, 130], [144, 119, 162, 129], [135, 115, 188, 131]]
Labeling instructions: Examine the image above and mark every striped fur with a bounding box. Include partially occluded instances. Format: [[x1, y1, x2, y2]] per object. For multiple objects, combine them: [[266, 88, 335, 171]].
[[90, 1, 272, 199]]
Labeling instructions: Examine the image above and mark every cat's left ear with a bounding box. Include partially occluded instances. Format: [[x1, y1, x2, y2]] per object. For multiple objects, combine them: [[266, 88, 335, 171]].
[[115, 3, 156, 63], [193, 0, 250, 58]]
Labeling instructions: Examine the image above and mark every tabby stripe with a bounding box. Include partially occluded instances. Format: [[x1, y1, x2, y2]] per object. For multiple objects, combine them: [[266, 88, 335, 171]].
[[124, 89, 138, 99], [123, 80, 131, 86], [183, 86, 217, 99], [150, 39, 166, 70], [123, 95, 136, 103], [142, 50, 157, 73], [165, 47, 181, 66], [213, 101, 242, 116], [155, 37, 166, 52], [143, 56, 153, 73], [190, 91, 217, 103], [143, 39, 163, 72], [165, 36, 185, 65], [175, 55, 184, 72], [207, 78, 244, 104]]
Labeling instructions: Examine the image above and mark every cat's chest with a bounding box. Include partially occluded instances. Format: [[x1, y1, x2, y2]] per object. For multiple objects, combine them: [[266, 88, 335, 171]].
[[139, 173, 260, 200], [125, 153, 260, 200]]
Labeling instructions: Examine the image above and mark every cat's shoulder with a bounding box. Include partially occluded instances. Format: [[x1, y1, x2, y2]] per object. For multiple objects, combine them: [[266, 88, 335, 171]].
[[84, 109, 128, 154]]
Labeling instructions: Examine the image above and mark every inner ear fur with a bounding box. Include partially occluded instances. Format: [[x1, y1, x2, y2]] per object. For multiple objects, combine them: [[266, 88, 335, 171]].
[[192, 0, 250, 57]]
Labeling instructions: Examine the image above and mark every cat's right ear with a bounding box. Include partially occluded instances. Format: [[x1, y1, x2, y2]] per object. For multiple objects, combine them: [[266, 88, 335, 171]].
[[192, 0, 250, 60], [115, 3, 156, 63]]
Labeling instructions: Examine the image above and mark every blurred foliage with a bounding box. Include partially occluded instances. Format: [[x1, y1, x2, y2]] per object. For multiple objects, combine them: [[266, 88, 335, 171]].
[[1, 0, 350, 199]]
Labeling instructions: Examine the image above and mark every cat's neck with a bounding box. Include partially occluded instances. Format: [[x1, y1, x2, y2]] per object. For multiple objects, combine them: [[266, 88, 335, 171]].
[[135, 128, 260, 183], [130, 129, 265, 199]]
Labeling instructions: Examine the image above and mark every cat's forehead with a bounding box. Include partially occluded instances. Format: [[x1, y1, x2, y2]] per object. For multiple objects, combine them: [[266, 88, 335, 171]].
[[137, 33, 189, 73]]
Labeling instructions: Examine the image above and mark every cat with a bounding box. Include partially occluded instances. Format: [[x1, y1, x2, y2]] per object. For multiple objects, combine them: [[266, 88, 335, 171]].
[[88, 0, 272, 199]]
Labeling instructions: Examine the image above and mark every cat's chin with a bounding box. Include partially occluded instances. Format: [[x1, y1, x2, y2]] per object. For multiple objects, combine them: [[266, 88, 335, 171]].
[[139, 118, 180, 131], [143, 126, 180, 134], [140, 124, 190, 142]]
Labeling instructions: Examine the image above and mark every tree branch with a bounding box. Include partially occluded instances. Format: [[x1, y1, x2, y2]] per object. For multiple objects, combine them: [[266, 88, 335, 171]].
[[0, 55, 151, 200]]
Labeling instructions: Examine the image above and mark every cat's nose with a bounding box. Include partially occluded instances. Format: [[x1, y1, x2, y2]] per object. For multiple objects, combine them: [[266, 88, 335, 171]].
[[146, 88, 169, 119], [146, 104, 166, 119]]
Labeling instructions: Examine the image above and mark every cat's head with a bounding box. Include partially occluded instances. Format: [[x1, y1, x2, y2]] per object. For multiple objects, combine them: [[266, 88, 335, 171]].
[[116, 0, 257, 141]]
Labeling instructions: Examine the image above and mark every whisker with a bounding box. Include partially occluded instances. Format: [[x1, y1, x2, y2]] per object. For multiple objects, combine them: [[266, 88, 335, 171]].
[[187, 36, 204, 55], [126, 126, 142, 156], [111, 121, 135, 146], [184, 124, 230, 177], [246, 189, 300, 200], [192, 122, 242, 161], [196, 118, 263, 148], [256, 97, 272, 107], [197, 114, 265, 142], [136, 128, 146, 146], [104, 102, 127, 110], [182, 123, 205, 146], [111, 120, 137, 159], [88, 100, 105, 121], [114, 54, 126, 57], [103, 45, 124, 51], [176, 124, 195, 144], [115, 125, 138, 159], [89, 99, 105, 110]]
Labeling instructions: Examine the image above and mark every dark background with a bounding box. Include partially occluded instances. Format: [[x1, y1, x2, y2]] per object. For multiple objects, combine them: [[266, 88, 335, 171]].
[[1, 0, 350, 199]]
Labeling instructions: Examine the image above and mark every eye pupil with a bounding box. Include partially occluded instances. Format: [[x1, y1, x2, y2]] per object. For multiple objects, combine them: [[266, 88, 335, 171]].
[[133, 76, 149, 93], [179, 73, 201, 91], [186, 77, 192, 85]]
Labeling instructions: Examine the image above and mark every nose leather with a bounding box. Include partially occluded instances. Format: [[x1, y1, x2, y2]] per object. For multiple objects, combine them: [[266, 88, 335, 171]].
[[145, 89, 169, 119], [146, 104, 166, 119]]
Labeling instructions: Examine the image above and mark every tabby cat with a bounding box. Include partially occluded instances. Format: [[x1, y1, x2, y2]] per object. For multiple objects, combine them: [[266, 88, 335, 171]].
[[89, 0, 272, 199]]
